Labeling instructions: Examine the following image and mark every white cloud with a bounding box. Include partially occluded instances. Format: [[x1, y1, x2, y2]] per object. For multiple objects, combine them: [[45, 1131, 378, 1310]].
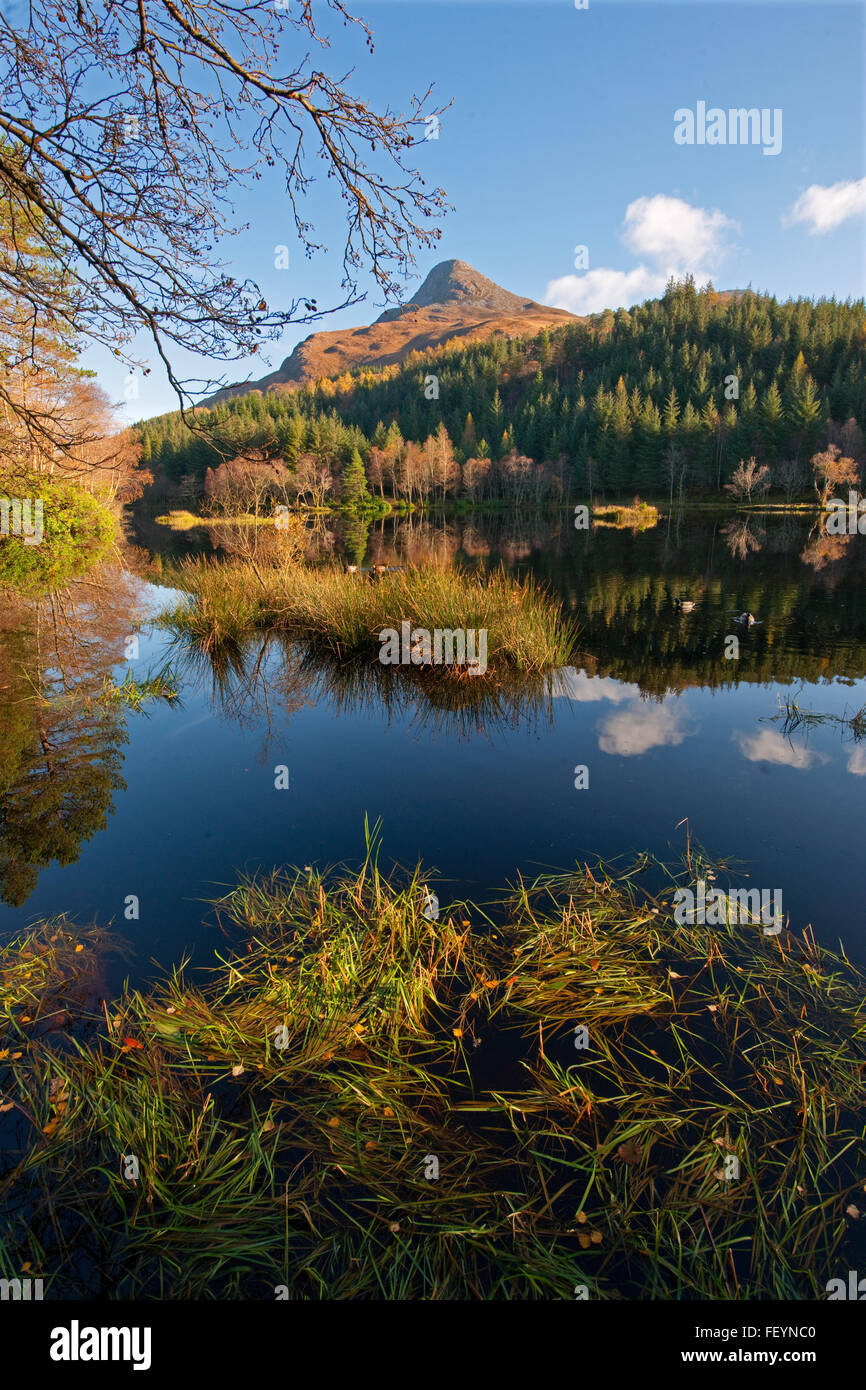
[[622, 194, 737, 268], [545, 266, 666, 316], [597, 700, 694, 757], [847, 746, 866, 777], [784, 178, 866, 235], [549, 668, 640, 703], [733, 729, 825, 770], [546, 194, 738, 315]]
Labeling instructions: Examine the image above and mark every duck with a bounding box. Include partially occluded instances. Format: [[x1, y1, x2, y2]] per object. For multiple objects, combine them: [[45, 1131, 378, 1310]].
[[674, 598, 696, 613], [736, 611, 757, 626]]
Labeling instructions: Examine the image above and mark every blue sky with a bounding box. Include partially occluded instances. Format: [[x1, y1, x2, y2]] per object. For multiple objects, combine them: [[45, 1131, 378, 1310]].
[[101, 0, 865, 421]]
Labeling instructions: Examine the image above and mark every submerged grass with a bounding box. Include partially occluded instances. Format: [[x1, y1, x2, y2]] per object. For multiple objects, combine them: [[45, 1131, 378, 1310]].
[[766, 693, 866, 742], [1, 836, 864, 1299], [98, 663, 181, 710], [160, 557, 577, 675]]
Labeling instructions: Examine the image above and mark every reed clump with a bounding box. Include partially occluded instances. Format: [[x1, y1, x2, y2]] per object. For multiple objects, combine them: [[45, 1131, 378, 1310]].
[[592, 500, 659, 530], [161, 558, 576, 674], [1, 846, 863, 1300]]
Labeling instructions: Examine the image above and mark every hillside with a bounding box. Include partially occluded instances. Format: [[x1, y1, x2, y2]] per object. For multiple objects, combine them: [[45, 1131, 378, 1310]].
[[208, 259, 575, 401], [139, 277, 866, 500]]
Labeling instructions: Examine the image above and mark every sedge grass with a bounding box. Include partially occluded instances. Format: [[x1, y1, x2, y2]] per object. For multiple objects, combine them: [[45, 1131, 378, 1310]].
[[1, 839, 863, 1299], [160, 558, 577, 675]]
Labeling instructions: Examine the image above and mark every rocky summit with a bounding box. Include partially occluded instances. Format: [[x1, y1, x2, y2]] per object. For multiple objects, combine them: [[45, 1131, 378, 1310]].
[[210, 259, 575, 401]]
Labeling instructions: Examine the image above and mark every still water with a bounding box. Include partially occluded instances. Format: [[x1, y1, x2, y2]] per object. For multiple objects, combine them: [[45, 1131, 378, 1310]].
[[1, 507, 864, 986]]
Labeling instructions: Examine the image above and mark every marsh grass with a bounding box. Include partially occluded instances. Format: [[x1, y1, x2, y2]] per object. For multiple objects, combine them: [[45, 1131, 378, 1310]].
[[1, 837, 864, 1299], [593, 501, 659, 530], [160, 558, 576, 675], [98, 663, 181, 710], [767, 693, 866, 742]]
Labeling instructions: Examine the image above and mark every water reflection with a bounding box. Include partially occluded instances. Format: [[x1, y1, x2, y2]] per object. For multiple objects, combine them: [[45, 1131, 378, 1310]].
[[1, 507, 864, 961], [0, 564, 152, 905], [133, 504, 866, 694], [177, 631, 557, 746]]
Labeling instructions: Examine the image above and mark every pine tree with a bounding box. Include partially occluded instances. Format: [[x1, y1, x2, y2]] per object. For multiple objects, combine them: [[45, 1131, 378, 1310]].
[[662, 387, 680, 434], [340, 448, 371, 511]]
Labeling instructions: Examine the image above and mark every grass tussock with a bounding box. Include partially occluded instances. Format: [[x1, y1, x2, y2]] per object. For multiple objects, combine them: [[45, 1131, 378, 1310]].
[[593, 500, 659, 530], [1, 835, 864, 1300], [160, 558, 576, 675]]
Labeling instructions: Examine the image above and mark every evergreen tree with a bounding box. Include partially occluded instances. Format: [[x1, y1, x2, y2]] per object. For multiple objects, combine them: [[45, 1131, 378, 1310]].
[[340, 448, 371, 511]]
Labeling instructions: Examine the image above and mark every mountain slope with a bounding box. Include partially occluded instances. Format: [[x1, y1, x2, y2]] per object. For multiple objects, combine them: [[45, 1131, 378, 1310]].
[[210, 259, 575, 401]]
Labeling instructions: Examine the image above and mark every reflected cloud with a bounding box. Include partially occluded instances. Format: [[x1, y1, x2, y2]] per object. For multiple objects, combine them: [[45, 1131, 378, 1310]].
[[733, 729, 826, 769], [597, 700, 695, 756], [846, 746, 866, 777], [550, 667, 639, 704]]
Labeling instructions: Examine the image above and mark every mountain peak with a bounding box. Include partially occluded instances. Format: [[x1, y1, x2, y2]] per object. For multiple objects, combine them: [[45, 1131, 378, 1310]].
[[207, 259, 574, 403], [376, 259, 542, 322]]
